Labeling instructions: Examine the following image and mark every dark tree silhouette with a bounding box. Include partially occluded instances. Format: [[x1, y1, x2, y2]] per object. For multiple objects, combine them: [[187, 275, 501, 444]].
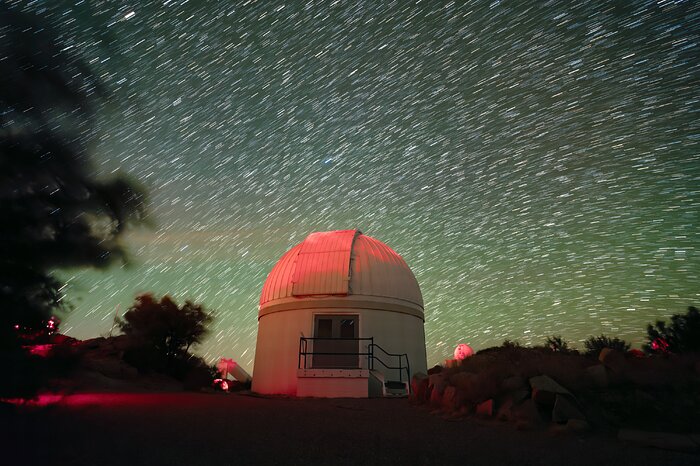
[[119, 294, 213, 371], [644, 306, 700, 355], [0, 6, 146, 349], [583, 335, 630, 357], [544, 335, 572, 353]]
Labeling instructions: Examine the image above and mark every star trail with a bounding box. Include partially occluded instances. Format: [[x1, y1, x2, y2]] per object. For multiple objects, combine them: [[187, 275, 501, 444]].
[[11, 1, 698, 369]]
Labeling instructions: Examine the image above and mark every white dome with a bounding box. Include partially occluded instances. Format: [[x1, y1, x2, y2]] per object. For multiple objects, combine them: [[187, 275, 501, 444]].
[[259, 230, 423, 319]]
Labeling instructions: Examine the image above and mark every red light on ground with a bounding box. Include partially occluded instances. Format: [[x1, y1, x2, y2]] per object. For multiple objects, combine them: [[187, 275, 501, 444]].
[[213, 378, 229, 392]]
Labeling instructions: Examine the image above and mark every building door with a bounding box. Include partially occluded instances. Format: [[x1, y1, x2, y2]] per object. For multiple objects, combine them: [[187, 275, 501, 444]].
[[312, 315, 359, 368]]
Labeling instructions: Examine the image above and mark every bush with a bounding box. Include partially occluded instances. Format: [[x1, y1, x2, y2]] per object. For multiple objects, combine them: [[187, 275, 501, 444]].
[[583, 335, 630, 357], [119, 294, 213, 379], [644, 306, 700, 355], [544, 335, 571, 353], [501, 339, 521, 349]]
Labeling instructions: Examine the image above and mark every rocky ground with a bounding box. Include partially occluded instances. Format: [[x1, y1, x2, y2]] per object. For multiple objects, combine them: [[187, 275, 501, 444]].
[[2, 391, 699, 466], [3, 338, 698, 464], [411, 345, 700, 452]]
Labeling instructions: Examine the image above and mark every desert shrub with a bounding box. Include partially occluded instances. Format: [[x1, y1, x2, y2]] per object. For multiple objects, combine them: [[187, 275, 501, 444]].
[[544, 335, 571, 353], [643, 306, 700, 355], [584, 335, 630, 357], [119, 293, 213, 372], [501, 339, 521, 349]]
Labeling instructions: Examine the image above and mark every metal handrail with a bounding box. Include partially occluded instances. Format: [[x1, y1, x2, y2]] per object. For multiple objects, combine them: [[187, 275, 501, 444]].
[[368, 343, 411, 385], [298, 336, 374, 369], [298, 337, 411, 390]]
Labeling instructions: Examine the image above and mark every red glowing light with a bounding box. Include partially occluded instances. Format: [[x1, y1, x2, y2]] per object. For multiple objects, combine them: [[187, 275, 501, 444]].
[[213, 378, 229, 391], [454, 343, 474, 360], [651, 338, 669, 353]]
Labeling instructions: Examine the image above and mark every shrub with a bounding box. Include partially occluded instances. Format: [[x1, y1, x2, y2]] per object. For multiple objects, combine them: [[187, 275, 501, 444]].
[[644, 306, 700, 355], [544, 335, 571, 352], [583, 335, 630, 357], [119, 294, 213, 376]]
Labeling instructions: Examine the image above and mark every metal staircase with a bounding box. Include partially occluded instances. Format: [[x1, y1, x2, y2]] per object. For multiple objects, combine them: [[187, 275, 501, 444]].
[[298, 337, 411, 398]]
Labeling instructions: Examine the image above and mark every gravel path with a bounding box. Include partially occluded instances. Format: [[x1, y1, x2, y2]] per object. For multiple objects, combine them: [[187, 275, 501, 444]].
[[2, 392, 697, 466]]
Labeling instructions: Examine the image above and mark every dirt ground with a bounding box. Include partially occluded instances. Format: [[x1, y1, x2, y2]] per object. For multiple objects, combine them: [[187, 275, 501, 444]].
[[1, 392, 697, 466]]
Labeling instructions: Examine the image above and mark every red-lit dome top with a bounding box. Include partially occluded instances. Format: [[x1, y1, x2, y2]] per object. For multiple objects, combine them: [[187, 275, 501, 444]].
[[259, 230, 423, 319]]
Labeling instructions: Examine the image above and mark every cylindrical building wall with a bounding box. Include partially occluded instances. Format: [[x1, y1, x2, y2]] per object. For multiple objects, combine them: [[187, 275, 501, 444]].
[[252, 307, 426, 396]]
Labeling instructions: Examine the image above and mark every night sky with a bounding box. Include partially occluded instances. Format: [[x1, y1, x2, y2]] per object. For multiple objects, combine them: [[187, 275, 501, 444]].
[[14, 1, 698, 369]]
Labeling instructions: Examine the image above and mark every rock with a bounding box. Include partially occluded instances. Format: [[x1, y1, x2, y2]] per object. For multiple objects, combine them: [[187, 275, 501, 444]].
[[584, 364, 608, 388], [475, 399, 494, 417], [552, 394, 585, 424], [427, 365, 443, 375], [449, 372, 476, 393], [501, 375, 527, 392], [428, 372, 447, 407], [441, 386, 464, 413], [530, 375, 571, 407], [599, 348, 626, 374], [566, 419, 591, 433], [429, 385, 443, 408], [428, 372, 446, 390], [496, 397, 514, 422], [618, 430, 699, 453], [512, 387, 531, 404], [409, 373, 429, 404], [450, 371, 475, 391], [449, 371, 499, 403], [511, 399, 544, 426]]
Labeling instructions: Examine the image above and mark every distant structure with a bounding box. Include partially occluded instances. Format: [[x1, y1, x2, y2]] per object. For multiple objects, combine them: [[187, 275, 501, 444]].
[[252, 230, 427, 398]]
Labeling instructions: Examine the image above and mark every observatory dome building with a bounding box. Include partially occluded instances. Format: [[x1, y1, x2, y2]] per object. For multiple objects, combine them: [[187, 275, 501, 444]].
[[252, 229, 427, 398]]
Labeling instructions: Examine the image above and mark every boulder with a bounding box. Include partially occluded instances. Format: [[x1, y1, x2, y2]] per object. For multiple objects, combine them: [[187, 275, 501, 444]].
[[566, 419, 591, 433], [427, 365, 443, 375], [428, 372, 446, 391], [584, 364, 608, 388], [512, 399, 543, 429], [409, 372, 429, 404], [599, 348, 626, 374], [529, 375, 571, 407], [429, 384, 444, 408], [450, 371, 499, 403], [441, 386, 464, 413], [501, 375, 527, 392], [496, 397, 514, 422], [552, 394, 585, 424], [475, 399, 494, 417], [618, 430, 699, 453], [428, 372, 448, 407], [450, 371, 475, 391], [512, 387, 531, 404]]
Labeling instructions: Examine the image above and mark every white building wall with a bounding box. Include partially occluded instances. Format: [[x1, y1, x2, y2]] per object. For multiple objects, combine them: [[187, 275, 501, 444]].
[[252, 307, 426, 396]]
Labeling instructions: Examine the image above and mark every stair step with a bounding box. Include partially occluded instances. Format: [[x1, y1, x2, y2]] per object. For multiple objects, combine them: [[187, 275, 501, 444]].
[[385, 381, 407, 390]]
